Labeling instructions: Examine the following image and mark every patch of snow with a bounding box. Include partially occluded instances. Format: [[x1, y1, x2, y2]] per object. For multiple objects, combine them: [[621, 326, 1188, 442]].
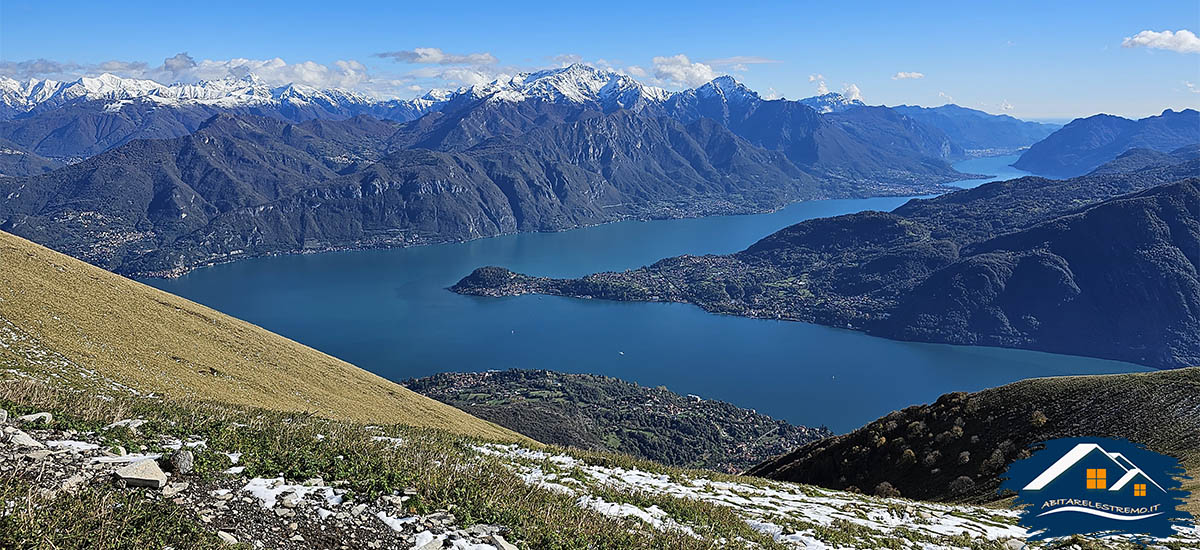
[[93, 453, 161, 464], [241, 477, 342, 509], [375, 511, 419, 531], [44, 440, 100, 452]]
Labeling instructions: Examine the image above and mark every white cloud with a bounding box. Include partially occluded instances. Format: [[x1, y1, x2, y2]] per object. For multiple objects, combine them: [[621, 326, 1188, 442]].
[[999, 99, 1014, 111], [807, 74, 830, 95], [1121, 29, 1200, 54], [762, 87, 783, 100], [892, 71, 924, 80], [842, 83, 863, 101], [407, 66, 508, 87], [175, 57, 373, 89], [374, 47, 499, 65], [1186, 81, 1200, 94], [551, 53, 583, 66], [625, 65, 648, 78], [938, 91, 954, 103], [651, 54, 718, 87]]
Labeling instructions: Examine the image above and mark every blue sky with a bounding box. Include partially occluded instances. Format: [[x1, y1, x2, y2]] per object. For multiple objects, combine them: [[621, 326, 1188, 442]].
[[1, 0, 1197, 119]]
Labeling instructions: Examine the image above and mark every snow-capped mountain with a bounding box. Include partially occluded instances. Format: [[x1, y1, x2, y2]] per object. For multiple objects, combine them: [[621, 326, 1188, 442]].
[[0, 64, 687, 122], [0, 73, 447, 120], [0, 65, 789, 127], [455, 64, 671, 111], [798, 92, 866, 114]]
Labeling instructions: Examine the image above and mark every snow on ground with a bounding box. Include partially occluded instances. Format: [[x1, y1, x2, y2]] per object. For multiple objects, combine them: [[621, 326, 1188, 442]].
[[474, 443, 1200, 549], [44, 440, 100, 452], [241, 477, 344, 509]]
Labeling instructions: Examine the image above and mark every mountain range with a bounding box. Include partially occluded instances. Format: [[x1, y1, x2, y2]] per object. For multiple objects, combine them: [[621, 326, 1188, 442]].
[[452, 151, 1200, 369], [2, 64, 1057, 276], [3, 63, 1159, 282], [1, 65, 1043, 168], [1013, 108, 1200, 177], [892, 104, 1059, 152]]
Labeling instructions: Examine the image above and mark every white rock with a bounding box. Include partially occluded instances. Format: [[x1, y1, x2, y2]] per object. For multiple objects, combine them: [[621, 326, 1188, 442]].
[[411, 531, 444, 550], [490, 534, 519, 550], [9, 429, 43, 448], [162, 481, 190, 498], [217, 531, 237, 545], [104, 419, 146, 432], [16, 412, 51, 424], [114, 459, 167, 488]]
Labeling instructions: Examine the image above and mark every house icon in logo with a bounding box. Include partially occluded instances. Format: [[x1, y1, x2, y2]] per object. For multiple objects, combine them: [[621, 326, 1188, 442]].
[[1023, 443, 1167, 500], [1001, 437, 1193, 539]]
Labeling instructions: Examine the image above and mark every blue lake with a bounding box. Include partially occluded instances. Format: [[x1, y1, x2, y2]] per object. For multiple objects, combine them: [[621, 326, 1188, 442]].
[[146, 155, 1148, 432]]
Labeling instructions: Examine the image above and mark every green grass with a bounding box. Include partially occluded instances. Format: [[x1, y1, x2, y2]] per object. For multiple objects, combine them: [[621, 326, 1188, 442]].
[[0, 475, 227, 550], [0, 377, 780, 550]]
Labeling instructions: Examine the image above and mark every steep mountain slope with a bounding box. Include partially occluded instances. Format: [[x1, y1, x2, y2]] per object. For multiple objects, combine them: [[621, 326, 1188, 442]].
[[453, 160, 1200, 369], [1013, 109, 1200, 177], [4, 67, 977, 187], [746, 368, 1200, 515], [0, 137, 60, 176], [0, 229, 520, 440], [878, 179, 1200, 368], [0, 74, 441, 161], [0, 114, 406, 273], [1087, 144, 1199, 175], [892, 104, 1059, 152], [406, 369, 831, 473], [1, 109, 850, 276]]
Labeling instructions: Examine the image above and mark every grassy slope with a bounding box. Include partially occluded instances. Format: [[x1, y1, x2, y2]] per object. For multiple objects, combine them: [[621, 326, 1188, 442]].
[[0, 230, 519, 442]]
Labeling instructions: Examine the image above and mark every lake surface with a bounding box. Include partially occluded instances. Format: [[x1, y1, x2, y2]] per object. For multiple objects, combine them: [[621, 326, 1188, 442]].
[[146, 155, 1146, 432]]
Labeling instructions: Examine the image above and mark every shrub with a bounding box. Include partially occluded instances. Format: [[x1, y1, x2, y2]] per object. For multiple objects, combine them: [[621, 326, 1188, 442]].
[[898, 448, 916, 466], [949, 476, 975, 495], [1030, 410, 1048, 428], [874, 482, 901, 498]]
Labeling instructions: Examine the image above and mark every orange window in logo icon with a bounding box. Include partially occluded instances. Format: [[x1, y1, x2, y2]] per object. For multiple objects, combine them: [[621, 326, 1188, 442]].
[[1134, 483, 1146, 496], [1086, 468, 1107, 489]]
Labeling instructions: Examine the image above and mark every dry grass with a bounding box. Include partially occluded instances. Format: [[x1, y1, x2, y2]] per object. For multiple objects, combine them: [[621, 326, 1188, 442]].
[[0, 231, 521, 442]]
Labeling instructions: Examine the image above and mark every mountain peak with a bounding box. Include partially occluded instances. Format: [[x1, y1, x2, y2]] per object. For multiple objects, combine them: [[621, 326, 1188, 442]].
[[798, 92, 865, 114], [696, 75, 758, 103]]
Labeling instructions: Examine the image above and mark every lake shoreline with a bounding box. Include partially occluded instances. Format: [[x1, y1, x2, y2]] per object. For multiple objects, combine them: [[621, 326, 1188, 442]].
[[133, 177, 979, 279], [144, 154, 1138, 433]]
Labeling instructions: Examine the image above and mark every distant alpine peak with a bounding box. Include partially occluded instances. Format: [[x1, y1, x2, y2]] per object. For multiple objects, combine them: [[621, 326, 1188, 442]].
[[467, 63, 671, 107], [798, 92, 866, 114], [0, 72, 401, 114], [696, 75, 759, 103]]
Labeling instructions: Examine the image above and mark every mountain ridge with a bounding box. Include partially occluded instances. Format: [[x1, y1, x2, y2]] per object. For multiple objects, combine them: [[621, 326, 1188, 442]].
[[1013, 108, 1200, 177]]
